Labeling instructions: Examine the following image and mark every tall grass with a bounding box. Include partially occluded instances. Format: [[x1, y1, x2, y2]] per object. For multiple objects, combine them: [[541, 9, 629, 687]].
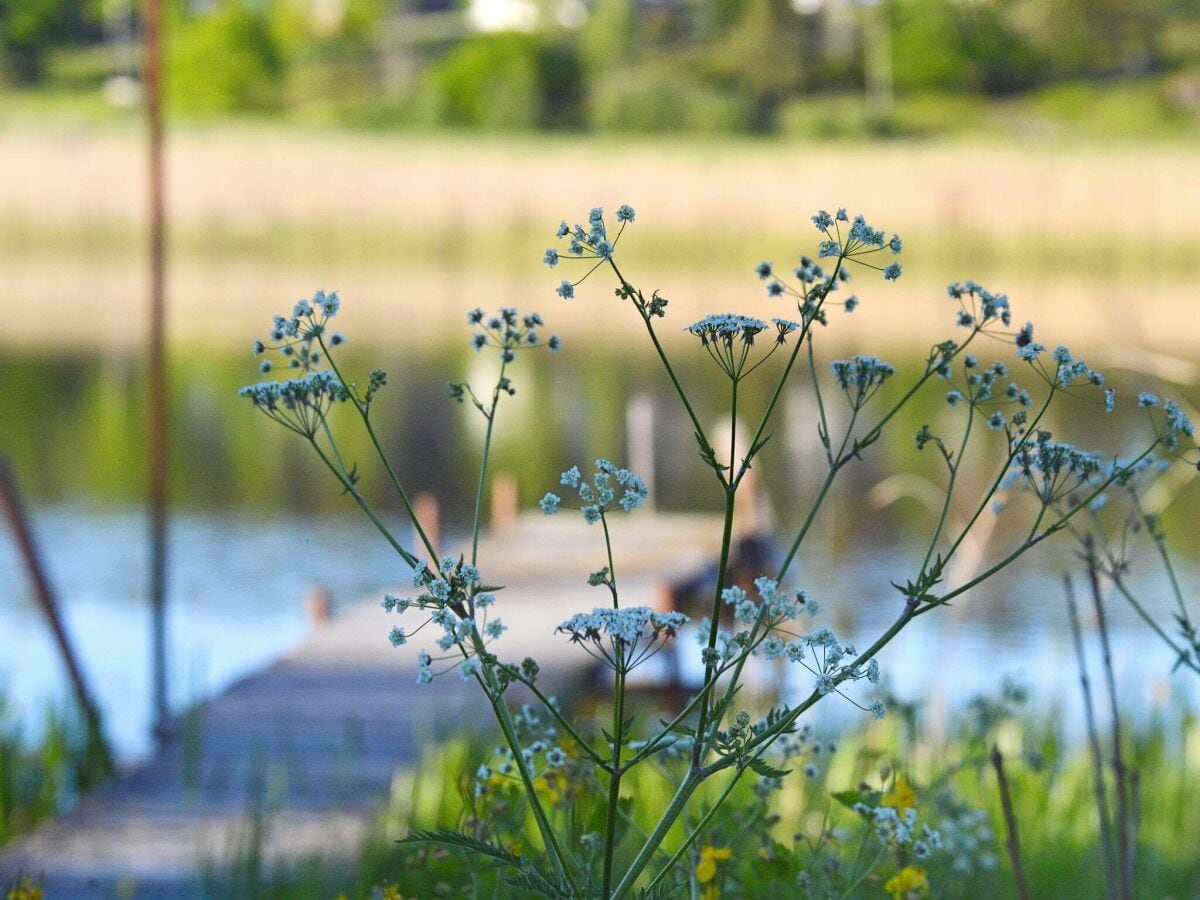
[[0, 700, 108, 846], [210, 694, 1200, 897]]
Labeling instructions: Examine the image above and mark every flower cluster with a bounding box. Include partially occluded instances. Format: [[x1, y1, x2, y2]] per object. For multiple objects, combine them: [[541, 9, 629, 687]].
[[543, 204, 636, 299], [948, 280, 1012, 331], [756, 210, 901, 325], [557, 606, 689, 672], [1007, 430, 1105, 506], [467, 307, 561, 360], [687, 314, 800, 381], [379, 555, 505, 683], [250, 289, 345, 373], [472, 703, 598, 810], [1138, 393, 1196, 451], [238, 370, 346, 437], [539, 459, 648, 524], [830, 355, 897, 409], [721, 576, 815, 629]]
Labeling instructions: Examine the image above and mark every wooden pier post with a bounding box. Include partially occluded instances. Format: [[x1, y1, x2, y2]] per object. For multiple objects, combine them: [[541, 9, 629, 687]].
[[143, 0, 170, 744], [0, 455, 113, 772]]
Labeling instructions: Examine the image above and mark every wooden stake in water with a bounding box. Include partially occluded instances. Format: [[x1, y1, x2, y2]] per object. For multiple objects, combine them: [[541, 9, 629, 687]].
[[143, 0, 170, 744], [0, 455, 113, 772]]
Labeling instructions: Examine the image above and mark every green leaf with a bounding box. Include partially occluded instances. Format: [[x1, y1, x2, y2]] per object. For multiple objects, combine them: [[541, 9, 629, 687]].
[[747, 757, 792, 779], [832, 789, 882, 812], [504, 866, 574, 898], [396, 829, 522, 867], [634, 881, 686, 898]]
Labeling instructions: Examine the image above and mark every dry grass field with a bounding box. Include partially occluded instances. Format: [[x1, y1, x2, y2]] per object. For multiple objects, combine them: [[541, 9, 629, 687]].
[[2, 124, 1198, 354]]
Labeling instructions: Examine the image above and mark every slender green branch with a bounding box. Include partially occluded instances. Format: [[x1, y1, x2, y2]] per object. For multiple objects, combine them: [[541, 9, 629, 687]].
[[510, 671, 611, 768], [318, 337, 441, 563], [601, 512, 620, 609], [605, 259, 723, 486], [642, 770, 743, 895], [307, 436, 416, 565], [471, 357, 508, 567], [918, 399, 976, 575], [612, 771, 703, 898], [602, 661, 628, 897], [693, 489, 738, 767]]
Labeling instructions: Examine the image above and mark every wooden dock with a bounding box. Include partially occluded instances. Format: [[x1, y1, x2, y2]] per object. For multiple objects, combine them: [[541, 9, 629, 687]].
[[0, 514, 721, 897]]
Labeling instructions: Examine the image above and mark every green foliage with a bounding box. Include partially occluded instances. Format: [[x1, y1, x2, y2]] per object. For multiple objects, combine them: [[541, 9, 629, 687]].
[[0, 701, 108, 846], [0, 0, 99, 84], [588, 64, 754, 134], [413, 32, 583, 131], [169, 0, 285, 115]]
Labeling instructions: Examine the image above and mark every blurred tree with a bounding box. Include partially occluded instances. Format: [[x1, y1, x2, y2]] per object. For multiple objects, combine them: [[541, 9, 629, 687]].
[[701, 0, 806, 129], [0, 0, 100, 83], [168, 0, 285, 114], [891, 0, 1040, 95], [1009, 0, 1181, 80], [414, 31, 582, 129]]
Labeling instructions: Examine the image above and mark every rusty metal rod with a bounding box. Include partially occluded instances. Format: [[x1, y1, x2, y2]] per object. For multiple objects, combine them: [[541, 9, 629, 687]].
[[0, 454, 113, 770], [144, 0, 170, 743]]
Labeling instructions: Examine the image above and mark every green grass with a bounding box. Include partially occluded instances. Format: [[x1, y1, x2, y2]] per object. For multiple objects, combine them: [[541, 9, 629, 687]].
[[0, 700, 110, 847], [205, 693, 1200, 897]]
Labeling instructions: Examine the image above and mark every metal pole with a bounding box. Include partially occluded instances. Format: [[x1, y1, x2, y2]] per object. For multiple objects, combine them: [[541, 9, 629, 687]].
[[0, 456, 114, 772], [144, 0, 170, 743]]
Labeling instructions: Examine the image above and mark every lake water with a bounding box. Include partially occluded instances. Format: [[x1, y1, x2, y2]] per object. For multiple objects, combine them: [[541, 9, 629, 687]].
[[3, 503, 1194, 761]]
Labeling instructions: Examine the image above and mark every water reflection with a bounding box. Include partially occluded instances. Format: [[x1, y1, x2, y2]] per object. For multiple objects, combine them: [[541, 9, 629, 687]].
[[1, 346, 1196, 758]]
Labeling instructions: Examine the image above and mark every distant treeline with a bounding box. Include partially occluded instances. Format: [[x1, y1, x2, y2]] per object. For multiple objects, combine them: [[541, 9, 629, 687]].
[[4, 0, 1200, 133]]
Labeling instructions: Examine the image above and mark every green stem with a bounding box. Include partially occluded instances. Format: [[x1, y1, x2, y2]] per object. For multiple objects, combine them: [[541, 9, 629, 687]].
[[612, 772, 702, 898], [471, 360, 507, 567], [606, 259, 719, 484], [642, 770, 742, 895], [602, 512, 620, 609], [918, 400, 975, 575], [513, 672, 611, 768], [484, 664, 582, 896], [602, 661, 627, 897], [307, 437, 415, 565], [776, 463, 839, 583], [693, 488, 737, 767], [318, 336, 441, 563]]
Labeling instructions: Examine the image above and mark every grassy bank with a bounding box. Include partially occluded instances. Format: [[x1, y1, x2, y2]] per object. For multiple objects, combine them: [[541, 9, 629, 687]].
[[202, 689, 1200, 897]]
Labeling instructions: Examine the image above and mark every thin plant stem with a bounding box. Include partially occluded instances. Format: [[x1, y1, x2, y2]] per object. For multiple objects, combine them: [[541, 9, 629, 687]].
[[612, 771, 703, 899], [602, 512, 620, 609], [470, 357, 508, 567], [693, 489, 737, 767], [483, 664, 582, 896], [990, 745, 1031, 900], [1065, 574, 1119, 900], [318, 336, 441, 563], [602, 660, 627, 897], [1086, 549, 1132, 900], [918, 400, 975, 575], [642, 770, 742, 895]]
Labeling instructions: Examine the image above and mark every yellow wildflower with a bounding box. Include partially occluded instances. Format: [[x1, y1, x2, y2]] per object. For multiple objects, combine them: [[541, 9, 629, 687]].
[[882, 773, 916, 813], [533, 772, 564, 804], [380, 886, 404, 900], [884, 865, 928, 899], [694, 845, 733, 885], [6, 880, 43, 900]]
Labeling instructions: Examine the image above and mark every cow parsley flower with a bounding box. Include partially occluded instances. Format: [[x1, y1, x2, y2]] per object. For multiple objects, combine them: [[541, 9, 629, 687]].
[[557, 607, 689, 672], [543, 460, 649, 524]]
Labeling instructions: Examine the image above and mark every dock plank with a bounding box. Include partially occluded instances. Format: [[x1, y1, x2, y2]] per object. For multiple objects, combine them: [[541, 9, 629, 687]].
[[0, 513, 720, 896]]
